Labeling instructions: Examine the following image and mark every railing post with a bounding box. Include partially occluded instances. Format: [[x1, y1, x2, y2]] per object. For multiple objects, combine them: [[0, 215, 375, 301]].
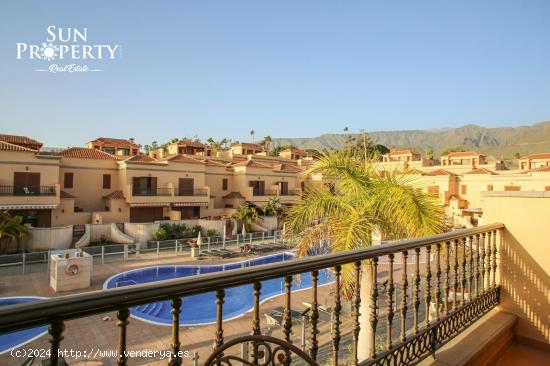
[[47, 250, 51, 273], [240, 342, 249, 366], [47, 319, 65, 366], [123, 244, 128, 262], [157, 241, 160, 259], [175, 239, 179, 256], [101, 245, 105, 265], [262, 232, 265, 242], [21, 252, 26, 274], [192, 352, 199, 366], [208, 237, 211, 252]]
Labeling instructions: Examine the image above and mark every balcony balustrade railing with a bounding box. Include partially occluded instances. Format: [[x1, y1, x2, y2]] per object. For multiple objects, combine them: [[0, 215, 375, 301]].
[[0, 223, 503, 366], [279, 189, 301, 196], [175, 188, 208, 196], [0, 185, 56, 196], [131, 187, 172, 196], [253, 189, 278, 196]]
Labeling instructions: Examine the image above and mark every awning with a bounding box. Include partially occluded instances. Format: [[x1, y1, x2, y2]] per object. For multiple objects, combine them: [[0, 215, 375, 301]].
[[128, 202, 170, 207], [172, 202, 208, 207], [0, 204, 58, 210]]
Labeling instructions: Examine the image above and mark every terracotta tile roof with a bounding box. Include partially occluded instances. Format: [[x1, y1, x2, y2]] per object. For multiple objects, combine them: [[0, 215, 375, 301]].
[[464, 168, 495, 175], [530, 166, 550, 172], [125, 154, 156, 162], [405, 168, 433, 176], [282, 147, 307, 155], [272, 163, 303, 173], [236, 142, 265, 151], [385, 149, 418, 156], [523, 153, 550, 160], [60, 190, 75, 199], [103, 190, 125, 199], [89, 137, 139, 147], [177, 140, 206, 148], [0, 134, 43, 150], [223, 191, 246, 199], [232, 160, 272, 168], [0, 140, 37, 152], [57, 147, 122, 160], [160, 154, 204, 164], [442, 151, 482, 158], [429, 169, 456, 176], [198, 158, 228, 167]]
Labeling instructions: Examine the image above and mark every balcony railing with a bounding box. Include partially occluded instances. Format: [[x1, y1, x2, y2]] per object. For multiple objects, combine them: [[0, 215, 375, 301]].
[[279, 189, 301, 196], [175, 188, 208, 196], [0, 224, 503, 366], [253, 189, 277, 196], [131, 187, 172, 196], [0, 185, 56, 196]]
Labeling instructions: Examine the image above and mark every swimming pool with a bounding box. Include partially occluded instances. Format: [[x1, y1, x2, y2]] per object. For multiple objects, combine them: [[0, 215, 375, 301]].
[[104, 253, 333, 326], [0, 297, 48, 354]]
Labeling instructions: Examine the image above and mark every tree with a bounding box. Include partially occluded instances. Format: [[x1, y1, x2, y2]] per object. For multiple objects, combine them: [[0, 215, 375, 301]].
[[0, 211, 26, 254], [261, 135, 272, 151], [128, 137, 135, 144], [262, 197, 284, 217], [441, 147, 465, 156], [284, 151, 446, 360], [233, 204, 261, 231], [515, 152, 521, 159], [426, 150, 435, 159], [250, 130, 256, 143]]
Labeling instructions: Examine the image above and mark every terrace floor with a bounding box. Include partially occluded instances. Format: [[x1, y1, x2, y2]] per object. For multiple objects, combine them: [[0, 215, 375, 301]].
[[495, 342, 550, 365]]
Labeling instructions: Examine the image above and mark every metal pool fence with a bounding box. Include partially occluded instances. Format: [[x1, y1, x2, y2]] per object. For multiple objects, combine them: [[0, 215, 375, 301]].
[[0, 230, 285, 276]]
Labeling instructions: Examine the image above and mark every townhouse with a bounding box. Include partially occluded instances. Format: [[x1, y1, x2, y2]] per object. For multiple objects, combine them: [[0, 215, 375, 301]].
[[0, 134, 308, 228]]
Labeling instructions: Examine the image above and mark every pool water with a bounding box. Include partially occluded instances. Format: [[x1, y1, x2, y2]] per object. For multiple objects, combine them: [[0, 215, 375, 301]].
[[0, 297, 48, 354], [104, 253, 333, 326]]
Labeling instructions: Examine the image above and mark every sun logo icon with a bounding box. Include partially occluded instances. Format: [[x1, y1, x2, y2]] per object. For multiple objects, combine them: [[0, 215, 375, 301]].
[[39, 42, 59, 61]]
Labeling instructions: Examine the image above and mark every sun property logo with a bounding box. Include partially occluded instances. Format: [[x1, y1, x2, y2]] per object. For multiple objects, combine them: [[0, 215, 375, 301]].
[[16, 26, 121, 73]]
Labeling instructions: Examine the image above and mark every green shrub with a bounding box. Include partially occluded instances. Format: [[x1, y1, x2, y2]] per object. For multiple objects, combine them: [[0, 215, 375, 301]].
[[206, 229, 219, 237], [152, 227, 168, 241]]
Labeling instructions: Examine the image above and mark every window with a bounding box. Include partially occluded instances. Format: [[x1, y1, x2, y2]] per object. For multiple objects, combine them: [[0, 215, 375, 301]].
[[103, 174, 111, 189], [103, 147, 116, 154], [461, 185, 467, 195], [487, 185, 493, 192], [427, 186, 439, 197], [120, 148, 130, 155], [222, 178, 228, 191], [504, 185, 521, 191], [64, 172, 73, 189]]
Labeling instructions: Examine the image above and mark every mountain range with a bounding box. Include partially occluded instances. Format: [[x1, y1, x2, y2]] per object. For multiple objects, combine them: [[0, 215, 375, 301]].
[[271, 121, 550, 159]]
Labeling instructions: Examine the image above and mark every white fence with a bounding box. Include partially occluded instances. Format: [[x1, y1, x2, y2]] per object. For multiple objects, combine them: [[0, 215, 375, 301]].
[[0, 230, 286, 276]]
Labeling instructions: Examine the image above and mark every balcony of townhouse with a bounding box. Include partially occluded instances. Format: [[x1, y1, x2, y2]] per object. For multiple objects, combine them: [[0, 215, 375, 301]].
[[277, 187, 302, 203], [243, 186, 278, 204], [4, 222, 550, 365], [125, 183, 210, 206], [0, 183, 60, 209]]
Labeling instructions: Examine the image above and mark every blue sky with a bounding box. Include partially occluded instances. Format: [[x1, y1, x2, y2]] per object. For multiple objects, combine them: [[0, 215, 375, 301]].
[[0, 1, 549, 147]]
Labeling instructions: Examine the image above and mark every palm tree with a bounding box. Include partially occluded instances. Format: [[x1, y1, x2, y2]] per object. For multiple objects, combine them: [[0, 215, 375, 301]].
[[262, 197, 284, 217], [284, 151, 446, 360], [250, 130, 255, 143], [233, 204, 261, 232], [0, 211, 26, 254], [262, 135, 272, 151]]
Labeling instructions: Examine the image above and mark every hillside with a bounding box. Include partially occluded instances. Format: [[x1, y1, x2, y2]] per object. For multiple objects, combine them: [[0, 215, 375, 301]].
[[271, 121, 550, 159]]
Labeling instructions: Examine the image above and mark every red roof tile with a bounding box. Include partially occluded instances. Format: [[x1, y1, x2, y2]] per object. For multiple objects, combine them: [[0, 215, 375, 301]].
[[177, 140, 206, 148], [0, 134, 43, 150], [57, 147, 121, 160], [103, 190, 125, 199], [464, 168, 495, 175], [125, 154, 156, 162], [442, 151, 482, 158], [430, 169, 456, 176], [0, 141, 37, 152], [235, 142, 265, 151], [523, 153, 550, 160], [232, 160, 272, 168], [272, 163, 303, 173], [386, 149, 418, 156], [89, 137, 139, 147], [160, 154, 204, 164]]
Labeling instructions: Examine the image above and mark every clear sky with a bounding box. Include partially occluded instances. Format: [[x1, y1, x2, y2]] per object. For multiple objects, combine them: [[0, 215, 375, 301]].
[[0, 1, 549, 147]]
